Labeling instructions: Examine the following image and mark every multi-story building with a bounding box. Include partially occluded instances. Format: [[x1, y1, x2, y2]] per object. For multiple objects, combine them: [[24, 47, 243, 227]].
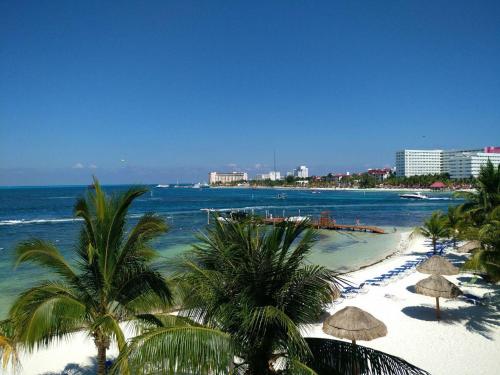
[[396, 147, 500, 178], [208, 171, 248, 185], [367, 168, 392, 182], [293, 165, 309, 178], [396, 150, 443, 177], [255, 171, 281, 181]]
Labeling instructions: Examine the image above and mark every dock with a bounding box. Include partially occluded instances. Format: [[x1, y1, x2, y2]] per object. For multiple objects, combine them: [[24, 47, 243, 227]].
[[263, 211, 385, 234]]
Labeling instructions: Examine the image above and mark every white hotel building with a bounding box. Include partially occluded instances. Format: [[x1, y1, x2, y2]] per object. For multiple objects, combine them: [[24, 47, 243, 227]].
[[208, 171, 248, 185], [396, 147, 500, 179]]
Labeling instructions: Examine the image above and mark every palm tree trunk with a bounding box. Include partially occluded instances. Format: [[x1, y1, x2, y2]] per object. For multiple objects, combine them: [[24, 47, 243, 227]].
[[432, 238, 437, 254], [97, 342, 107, 375], [94, 333, 110, 375]]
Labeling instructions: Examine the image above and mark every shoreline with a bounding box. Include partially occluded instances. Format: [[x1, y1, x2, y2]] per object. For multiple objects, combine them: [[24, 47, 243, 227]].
[[211, 186, 475, 193], [2, 234, 498, 375]]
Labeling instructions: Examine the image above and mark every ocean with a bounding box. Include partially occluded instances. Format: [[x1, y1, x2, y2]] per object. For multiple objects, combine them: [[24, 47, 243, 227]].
[[0, 185, 458, 318]]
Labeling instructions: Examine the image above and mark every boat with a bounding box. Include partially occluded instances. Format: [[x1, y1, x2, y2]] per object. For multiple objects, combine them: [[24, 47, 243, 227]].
[[156, 184, 170, 188], [192, 182, 210, 189], [277, 193, 287, 200], [399, 192, 429, 200]]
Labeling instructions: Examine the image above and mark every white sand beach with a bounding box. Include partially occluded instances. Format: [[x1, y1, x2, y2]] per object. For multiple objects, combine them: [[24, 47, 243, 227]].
[[305, 233, 500, 375], [2, 234, 498, 375]]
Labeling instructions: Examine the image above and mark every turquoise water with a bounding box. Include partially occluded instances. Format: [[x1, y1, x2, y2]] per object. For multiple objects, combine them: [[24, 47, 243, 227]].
[[0, 186, 458, 317]]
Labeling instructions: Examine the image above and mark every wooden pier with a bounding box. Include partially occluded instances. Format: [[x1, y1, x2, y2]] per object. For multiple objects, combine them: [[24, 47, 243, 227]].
[[263, 211, 385, 234]]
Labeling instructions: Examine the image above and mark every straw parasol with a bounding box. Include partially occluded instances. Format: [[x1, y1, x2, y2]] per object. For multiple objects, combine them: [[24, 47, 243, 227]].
[[415, 275, 462, 320], [416, 255, 459, 275], [457, 240, 481, 254], [323, 306, 387, 345]]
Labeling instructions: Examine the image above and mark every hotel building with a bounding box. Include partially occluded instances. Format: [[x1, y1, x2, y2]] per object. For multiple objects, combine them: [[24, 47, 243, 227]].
[[293, 165, 309, 178], [396, 147, 500, 179], [208, 171, 248, 185]]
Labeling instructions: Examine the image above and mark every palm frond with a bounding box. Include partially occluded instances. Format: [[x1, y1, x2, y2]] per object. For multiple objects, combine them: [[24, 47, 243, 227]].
[[113, 326, 233, 375], [304, 337, 429, 375]]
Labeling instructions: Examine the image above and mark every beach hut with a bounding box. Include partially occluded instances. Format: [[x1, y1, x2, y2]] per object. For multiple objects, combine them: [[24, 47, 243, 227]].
[[457, 240, 481, 253], [416, 255, 459, 275], [429, 181, 446, 190], [415, 275, 462, 320], [323, 306, 387, 345]]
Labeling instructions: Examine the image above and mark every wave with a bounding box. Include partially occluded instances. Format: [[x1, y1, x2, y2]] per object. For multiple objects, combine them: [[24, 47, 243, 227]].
[[0, 218, 83, 226]]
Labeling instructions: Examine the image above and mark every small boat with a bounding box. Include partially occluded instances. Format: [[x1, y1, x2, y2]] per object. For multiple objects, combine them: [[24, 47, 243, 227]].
[[399, 192, 428, 200], [156, 184, 170, 188], [277, 193, 287, 200], [192, 182, 210, 188]]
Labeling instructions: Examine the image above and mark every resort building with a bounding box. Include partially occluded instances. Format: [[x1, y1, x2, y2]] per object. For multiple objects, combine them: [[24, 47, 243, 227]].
[[255, 171, 281, 181], [293, 165, 309, 178], [395, 150, 443, 177], [208, 171, 248, 185], [367, 168, 392, 182], [396, 147, 500, 178]]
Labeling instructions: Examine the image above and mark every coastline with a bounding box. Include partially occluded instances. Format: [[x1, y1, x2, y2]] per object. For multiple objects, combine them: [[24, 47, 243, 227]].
[[210, 186, 476, 193], [303, 235, 500, 375], [2, 234, 498, 375]]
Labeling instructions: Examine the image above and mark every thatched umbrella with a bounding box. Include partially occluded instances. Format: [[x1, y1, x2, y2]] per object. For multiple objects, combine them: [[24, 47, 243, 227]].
[[323, 306, 387, 345], [457, 240, 481, 254], [415, 275, 462, 320], [416, 255, 459, 275]]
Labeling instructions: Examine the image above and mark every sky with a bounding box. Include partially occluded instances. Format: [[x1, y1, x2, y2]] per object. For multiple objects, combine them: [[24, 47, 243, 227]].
[[1, 0, 499, 185]]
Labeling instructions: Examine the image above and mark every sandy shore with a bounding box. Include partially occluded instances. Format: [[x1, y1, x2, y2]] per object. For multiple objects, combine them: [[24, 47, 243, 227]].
[[304, 234, 500, 375], [2, 234, 498, 375]]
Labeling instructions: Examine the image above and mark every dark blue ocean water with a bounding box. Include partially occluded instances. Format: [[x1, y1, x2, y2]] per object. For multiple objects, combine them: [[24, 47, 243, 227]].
[[0, 186, 457, 317]]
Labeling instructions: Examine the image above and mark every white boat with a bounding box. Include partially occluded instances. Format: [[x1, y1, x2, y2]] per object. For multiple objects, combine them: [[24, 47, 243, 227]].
[[192, 182, 210, 189], [155, 184, 170, 188], [399, 192, 428, 200]]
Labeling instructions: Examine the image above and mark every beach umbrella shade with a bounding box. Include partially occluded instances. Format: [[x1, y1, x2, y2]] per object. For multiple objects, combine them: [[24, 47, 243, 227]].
[[323, 307, 387, 375], [416, 255, 459, 275], [322, 306, 387, 345], [457, 240, 481, 254], [415, 275, 462, 320]]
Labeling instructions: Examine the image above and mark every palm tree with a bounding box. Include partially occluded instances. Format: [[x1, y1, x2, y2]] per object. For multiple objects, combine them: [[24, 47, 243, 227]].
[[418, 212, 448, 254], [0, 319, 18, 370], [462, 206, 500, 282], [444, 205, 463, 249], [115, 219, 427, 374], [456, 159, 500, 224], [9, 178, 172, 375], [455, 160, 500, 281]]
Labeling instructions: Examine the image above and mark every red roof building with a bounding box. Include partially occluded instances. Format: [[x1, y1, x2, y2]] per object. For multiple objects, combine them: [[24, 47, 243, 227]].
[[430, 181, 446, 190]]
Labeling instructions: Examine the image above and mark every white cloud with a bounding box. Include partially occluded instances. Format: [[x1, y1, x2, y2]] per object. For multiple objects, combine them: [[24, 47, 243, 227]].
[[72, 163, 84, 169], [89, 164, 98, 169], [254, 163, 262, 169]]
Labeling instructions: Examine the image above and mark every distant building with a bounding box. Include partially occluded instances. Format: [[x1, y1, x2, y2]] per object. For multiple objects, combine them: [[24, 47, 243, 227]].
[[396, 150, 443, 177], [293, 165, 309, 178], [396, 147, 500, 179], [367, 168, 392, 182], [255, 171, 281, 181], [208, 171, 248, 185]]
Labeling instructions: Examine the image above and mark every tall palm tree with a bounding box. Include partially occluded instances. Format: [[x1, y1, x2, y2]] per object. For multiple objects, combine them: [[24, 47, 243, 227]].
[[418, 212, 448, 254], [462, 206, 500, 282], [115, 219, 427, 374], [9, 178, 172, 375], [457, 159, 500, 224], [444, 205, 463, 249]]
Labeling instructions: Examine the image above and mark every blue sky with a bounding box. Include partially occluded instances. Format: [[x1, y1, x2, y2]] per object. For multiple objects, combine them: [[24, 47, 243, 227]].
[[1, 1, 499, 185]]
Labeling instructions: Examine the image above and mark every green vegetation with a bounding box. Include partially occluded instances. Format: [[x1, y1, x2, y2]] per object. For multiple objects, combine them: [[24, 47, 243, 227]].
[[418, 212, 448, 254], [3, 183, 429, 374], [418, 160, 500, 282], [456, 160, 500, 281], [7, 178, 172, 374], [116, 219, 426, 374]]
